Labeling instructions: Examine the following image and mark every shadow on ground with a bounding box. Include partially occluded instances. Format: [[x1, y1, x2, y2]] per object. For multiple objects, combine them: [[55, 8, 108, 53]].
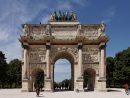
[[107, 89, 122, 92]]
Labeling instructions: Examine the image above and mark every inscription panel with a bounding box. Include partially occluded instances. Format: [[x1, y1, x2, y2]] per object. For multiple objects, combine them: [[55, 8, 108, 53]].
[[52, 27, 77, 40]]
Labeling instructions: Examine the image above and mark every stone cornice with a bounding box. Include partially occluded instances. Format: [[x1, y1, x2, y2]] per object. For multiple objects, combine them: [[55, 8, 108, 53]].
[[22, 42, 29, 49], [99, 42, 106, 49], [19, 23, 109, 45], [19, 35, 109, 45]]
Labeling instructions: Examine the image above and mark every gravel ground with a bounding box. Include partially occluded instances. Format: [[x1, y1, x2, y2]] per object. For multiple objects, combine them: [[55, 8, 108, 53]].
[[0, 88, 129, 98]]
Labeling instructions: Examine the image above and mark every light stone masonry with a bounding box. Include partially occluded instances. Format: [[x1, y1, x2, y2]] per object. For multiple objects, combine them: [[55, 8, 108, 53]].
[[19, 12, 108, 92]]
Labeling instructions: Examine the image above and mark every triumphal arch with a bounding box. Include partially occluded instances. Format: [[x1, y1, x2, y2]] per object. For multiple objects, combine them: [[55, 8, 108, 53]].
[[19, 11, 108, 92]]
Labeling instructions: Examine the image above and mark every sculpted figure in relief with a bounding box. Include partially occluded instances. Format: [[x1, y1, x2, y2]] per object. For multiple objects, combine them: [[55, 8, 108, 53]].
[[101, 22, 105, 33], [23, 24, 29, 36], [98, 22, 106, 36], [73, 12, 77, 20], [45, 25, 50, 35], [50, 13, 55, 21]]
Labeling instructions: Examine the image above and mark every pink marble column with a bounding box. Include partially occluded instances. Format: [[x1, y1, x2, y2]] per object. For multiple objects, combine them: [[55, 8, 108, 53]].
[[78, 43, 82, 78], [23, 49, 27, 79], [46, 43, 51, 78], [99, 43, 106, 78]]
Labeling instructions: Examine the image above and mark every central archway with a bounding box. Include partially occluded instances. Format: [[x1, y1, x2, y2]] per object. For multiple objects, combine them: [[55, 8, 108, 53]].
[[52, 52, 74, 91]]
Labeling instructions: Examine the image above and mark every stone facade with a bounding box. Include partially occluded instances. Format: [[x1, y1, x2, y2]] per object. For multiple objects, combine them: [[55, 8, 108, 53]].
[[19, 13, 108, 92]]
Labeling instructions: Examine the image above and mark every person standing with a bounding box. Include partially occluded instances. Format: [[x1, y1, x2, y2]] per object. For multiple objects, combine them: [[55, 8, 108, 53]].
[[34, 83, 40, 97], [123, 83, 129, 90], [123, 83, 129, 95]]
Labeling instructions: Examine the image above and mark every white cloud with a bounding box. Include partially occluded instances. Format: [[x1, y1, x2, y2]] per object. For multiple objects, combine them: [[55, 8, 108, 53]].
[[41, 15, 50, 23], [107, 7, 116, 17], [102, 6, 116, 23], [72, 0, 91, 7], [0, 0, 49, 62], [0, 28, 10, 41], [56, 1, 72, 10]]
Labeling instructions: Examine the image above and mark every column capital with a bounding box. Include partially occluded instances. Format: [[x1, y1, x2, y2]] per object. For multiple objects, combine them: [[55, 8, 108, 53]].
[[78, 43, 83, 49], [46, 43, 51, 49], [22, 42, 29, 49], [99, 42, 106, 49]]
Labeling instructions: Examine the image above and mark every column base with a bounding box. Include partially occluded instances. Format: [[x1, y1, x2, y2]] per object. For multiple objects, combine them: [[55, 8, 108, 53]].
[[96, 77, 107, 91], [44, 78, 53, 92], [75, 77, 84, 92], [21, 79, 29, 92]]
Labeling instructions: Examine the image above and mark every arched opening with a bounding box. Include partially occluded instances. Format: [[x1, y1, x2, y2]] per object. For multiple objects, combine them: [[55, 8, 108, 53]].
[[83, 68, 96, 91], [31, 68, 44, 91], [54, 59, 71, 91], [52, 52, 74, 91]]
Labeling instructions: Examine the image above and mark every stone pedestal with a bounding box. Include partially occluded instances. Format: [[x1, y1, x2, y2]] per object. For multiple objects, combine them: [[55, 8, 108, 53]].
[[22, 79, 29, 92], [75, 77, 84, 92], [97, 77, 107, 91], [44, 78, 53, 92]]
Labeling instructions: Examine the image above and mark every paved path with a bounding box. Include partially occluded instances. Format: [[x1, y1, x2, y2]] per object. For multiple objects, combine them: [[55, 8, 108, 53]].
[[0, 88, 129, 98]]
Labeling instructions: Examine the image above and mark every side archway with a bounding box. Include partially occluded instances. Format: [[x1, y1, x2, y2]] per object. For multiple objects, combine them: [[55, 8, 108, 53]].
[[83, 68, 96, 91], [31, 68, 45, 91]]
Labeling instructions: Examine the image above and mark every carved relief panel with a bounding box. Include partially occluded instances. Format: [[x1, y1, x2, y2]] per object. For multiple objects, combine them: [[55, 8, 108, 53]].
[[83, 27, 99, 39], [29, 45, 46, 63], [50, 45, 78, 62], [29, 26, 46, 40], [82, 45, 99, 63]]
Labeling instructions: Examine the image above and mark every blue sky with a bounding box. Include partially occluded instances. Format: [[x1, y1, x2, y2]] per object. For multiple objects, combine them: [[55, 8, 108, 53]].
[[0, 0, 130, 81], [54, 59, 71, 82]]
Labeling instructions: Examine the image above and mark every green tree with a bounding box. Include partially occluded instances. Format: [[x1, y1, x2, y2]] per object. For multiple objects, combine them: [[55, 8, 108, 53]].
[[8, 59, 22, 88], [0, 51, 7, 88], [106, 57, 114, 87], [113, 47, 130, 87]]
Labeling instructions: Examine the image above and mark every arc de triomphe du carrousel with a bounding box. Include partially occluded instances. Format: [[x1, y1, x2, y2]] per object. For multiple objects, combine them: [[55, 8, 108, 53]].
[[19, 11, 108, 92]]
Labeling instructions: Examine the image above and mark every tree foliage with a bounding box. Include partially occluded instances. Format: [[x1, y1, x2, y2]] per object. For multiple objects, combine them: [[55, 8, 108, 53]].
[[106, 47, 130, 88], [106, 57, 114, 87], [54, 79, 71, 90], [0, 51, 7, 88], [8, 59, 22, 88], [0, 51, 22, 88]]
